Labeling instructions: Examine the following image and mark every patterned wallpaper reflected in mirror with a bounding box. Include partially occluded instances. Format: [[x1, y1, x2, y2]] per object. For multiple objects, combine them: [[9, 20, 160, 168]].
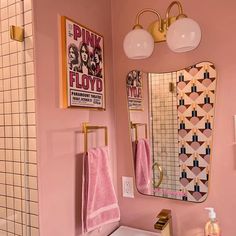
[[127, 62, 216, 202]]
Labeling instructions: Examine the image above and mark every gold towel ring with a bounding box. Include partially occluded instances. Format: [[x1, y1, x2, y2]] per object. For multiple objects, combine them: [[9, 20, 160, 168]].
[[152, 162, 164, 188]]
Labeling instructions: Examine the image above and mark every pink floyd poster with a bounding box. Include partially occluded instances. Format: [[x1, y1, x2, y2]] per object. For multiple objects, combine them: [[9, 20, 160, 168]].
[[61, 16, 105, 109], [126, 70, 143, 110]]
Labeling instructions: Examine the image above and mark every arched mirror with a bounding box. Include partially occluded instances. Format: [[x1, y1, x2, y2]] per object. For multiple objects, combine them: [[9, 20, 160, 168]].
[[126, 62, 216, 202]]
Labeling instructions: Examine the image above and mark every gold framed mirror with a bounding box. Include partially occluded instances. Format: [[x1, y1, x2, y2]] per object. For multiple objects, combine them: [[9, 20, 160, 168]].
[[127, 61, 216, 202]]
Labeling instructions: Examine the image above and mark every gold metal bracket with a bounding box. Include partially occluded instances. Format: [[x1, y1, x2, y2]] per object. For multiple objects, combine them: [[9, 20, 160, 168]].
[[82, 122, 108, 152], [147, 16, 177, 43], [10, 25, 24, 42], [130, 122, 147, 142]]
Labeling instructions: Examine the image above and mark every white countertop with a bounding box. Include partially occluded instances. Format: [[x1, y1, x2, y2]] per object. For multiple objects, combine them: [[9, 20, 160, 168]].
[[110, 226, 160, 236]]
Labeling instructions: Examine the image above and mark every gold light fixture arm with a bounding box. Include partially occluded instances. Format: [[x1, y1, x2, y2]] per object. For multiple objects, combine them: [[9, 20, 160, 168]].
[[134, 8, 163, 32], [152, 162, 163, 188], [165, 1, 187, 28]]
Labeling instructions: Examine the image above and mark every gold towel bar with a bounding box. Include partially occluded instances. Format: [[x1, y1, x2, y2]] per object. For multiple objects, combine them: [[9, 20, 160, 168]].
[[130, 122, 148, 141], [82, 122, 108, 152]]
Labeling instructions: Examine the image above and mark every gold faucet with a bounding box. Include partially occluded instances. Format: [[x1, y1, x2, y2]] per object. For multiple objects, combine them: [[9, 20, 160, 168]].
[[154, 209, 173, 236]]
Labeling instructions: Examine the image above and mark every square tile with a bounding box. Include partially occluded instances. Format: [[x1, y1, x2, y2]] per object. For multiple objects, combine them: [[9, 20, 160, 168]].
[[3, 78, 10, 90], [2, 43, 10, 55], [28, 163, 37, 176], [8, 4, 16, 18], [1, 7, 8, 20], [0, 0, 7, 8], [25, 62, 34, 75], [0, 161, 5, 172], [0, 173, 6, 184], [0, 138, 5, 149], [24, 10, 32, 24], [0, 207, 6, 219], [28, 138, 36, 150], [1, 31, 9, 44], [16, 1, 23, 14], [10, 65, 18, 77], [27, 113, 35, 125], [24, 0, 32, 12], [5, 126, 12, 137], [15, 222, 23, 235], [16, 14, 23, 26], [24, 23, 33, 37], [6, 185, 13, 197], [1, 19, 9, 32], [14, 186, 21, 198], [26, 74, 34, 87], [6, 162, 13, 173], [11, 89, 19, 102], [9, 16, 18, 26], [25, 36, 33, 50], [27, 87, 35, 99], [5, 150, 13, 161], [10, 53, 18, 65], [3, 67, 10, 79], [10, 41, 17, 53], [12, 126, 20, 137], [13, 150, 20, 162], [6, 173, 13, 185], [27, 100, 35, 112], [27, 126, 36, 138], [29, 202, 38, 215]]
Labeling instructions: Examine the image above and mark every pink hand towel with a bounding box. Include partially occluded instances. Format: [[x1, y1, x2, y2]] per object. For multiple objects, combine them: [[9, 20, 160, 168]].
[[135, 139, 152, 194], [82, 146, 120, 234]]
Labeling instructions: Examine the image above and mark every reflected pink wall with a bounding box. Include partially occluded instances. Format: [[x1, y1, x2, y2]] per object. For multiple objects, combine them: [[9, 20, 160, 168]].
[[33, 0, 118, 235], [112, 0, 236, 235]]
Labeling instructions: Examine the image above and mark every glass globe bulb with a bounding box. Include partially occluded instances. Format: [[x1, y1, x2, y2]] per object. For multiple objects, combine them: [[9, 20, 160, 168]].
[[123, 28, 154, 59], [166, 18, 201, 53]]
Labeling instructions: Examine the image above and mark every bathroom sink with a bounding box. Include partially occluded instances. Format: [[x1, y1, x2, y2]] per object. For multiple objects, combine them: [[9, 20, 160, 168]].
[[110, 226, 160, 236]]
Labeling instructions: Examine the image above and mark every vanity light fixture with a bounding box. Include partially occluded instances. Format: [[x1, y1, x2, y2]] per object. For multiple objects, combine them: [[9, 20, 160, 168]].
[[123, 1, 201, 59]]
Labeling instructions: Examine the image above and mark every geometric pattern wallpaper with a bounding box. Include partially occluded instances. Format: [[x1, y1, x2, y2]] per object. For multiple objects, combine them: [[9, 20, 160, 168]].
[[177, 62, 216, 202]]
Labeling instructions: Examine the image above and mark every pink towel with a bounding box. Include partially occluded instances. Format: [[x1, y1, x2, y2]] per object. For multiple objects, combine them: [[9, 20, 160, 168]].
[[82, 146, 120, 233], [135, 139, 152, 194]]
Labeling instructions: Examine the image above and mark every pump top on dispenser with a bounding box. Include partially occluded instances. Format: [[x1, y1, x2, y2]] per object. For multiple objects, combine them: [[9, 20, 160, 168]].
[[204, 208, 221, 236], [205, 208, 216, 220]]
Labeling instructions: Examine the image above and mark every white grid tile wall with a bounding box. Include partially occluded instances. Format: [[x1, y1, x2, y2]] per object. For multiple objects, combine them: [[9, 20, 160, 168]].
[[0, 0, 38, 235], [149, 73, 181, 199]]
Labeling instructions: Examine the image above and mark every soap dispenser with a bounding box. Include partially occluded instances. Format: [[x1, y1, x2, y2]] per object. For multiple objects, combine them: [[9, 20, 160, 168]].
[[205, 208, 221, 236]]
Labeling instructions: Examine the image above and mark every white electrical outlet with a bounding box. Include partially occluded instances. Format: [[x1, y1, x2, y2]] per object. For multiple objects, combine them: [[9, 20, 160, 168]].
[[122, 176, 134, 198]]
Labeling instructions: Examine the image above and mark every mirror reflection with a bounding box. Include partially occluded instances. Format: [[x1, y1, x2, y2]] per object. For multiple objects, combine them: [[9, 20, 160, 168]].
[[126, 62, 216, 202]]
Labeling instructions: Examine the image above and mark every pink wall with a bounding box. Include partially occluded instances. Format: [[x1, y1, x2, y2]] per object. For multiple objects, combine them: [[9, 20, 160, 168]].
[[32, 0, 236, 235], [33, 0, 118, 235], [112, 0, 236, 235]]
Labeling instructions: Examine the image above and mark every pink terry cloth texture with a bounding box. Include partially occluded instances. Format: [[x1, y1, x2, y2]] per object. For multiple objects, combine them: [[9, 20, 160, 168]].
[[135, 139, 152, 194], [82, 146, 120, 234]]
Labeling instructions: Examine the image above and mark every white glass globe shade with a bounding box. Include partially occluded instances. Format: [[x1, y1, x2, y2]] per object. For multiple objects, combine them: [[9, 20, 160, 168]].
[[166, 18, 201, 53], [123, 28, 154, 59]]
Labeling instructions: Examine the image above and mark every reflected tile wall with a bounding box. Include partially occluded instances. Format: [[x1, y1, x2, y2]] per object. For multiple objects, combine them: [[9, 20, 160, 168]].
[[0, 0, 38, 235], [149, 72, 180, 199]]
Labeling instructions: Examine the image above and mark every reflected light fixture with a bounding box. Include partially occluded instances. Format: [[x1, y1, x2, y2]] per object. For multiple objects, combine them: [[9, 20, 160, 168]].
[[123, 1, 201, 59]]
